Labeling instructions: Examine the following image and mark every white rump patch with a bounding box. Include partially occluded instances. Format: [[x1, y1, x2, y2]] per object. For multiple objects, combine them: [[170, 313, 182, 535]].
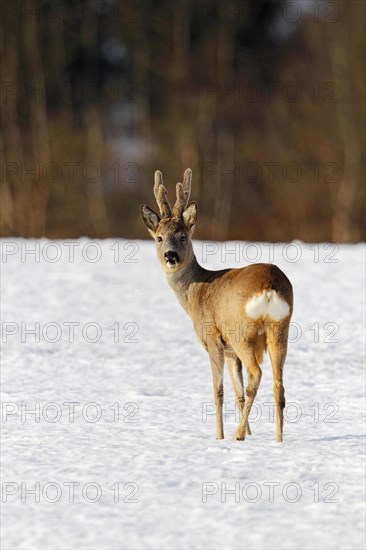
[[246, 290, 290, 321]]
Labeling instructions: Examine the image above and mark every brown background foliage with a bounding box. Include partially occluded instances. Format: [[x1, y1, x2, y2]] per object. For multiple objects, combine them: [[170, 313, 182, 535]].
[[1, 0, 365, 242]]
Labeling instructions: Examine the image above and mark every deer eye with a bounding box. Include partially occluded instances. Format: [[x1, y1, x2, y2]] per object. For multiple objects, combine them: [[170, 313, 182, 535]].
[[157, 236, 163, 243], [180, 235, 186, 242]]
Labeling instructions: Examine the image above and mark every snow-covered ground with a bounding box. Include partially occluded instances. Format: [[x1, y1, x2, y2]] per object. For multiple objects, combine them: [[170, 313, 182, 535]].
[[1, 238, 365, 550]]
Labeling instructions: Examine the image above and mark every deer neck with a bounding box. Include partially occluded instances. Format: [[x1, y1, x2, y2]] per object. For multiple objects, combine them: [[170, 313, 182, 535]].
[[165, 255, 208, 316]]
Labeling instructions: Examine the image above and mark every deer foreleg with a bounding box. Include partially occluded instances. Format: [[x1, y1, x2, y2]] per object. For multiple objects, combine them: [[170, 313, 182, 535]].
[[209, 347, 225, 440]]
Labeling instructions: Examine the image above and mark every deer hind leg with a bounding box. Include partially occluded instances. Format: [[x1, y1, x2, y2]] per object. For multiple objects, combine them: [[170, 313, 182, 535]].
[[234, 345, 262, 441], [267, 325, 288, 443], [208, 346, 225, 440], [225, 351, 251, 436]]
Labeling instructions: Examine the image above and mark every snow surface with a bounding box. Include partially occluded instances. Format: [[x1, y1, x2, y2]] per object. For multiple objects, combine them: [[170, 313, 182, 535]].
[[1, 238, 365, 550]]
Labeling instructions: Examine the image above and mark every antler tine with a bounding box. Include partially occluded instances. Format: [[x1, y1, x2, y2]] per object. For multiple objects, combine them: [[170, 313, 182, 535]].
[[153, 170, 163, 198], [172, 183, 186, 217], [182, 168, 192, 203], [153, 170, 172, 218], [172, 168, 192, 217]]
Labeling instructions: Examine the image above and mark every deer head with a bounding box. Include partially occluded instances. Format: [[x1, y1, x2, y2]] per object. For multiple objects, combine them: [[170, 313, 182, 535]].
[[140, 169, 198, 273]]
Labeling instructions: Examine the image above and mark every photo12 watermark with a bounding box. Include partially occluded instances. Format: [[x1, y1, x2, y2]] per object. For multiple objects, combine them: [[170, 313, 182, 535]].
[[1, 1, 141, 25], [198, 320, 340, 345], [202, 481, 340, 503], [2, 401, 140, 424], [1, 481, 139, 504], [0, 161, 141, 187], [1, 241, 140, 264], [201, 401, 340, 425], [201, 81, 340, 105], [198, 1, 340, 24], [200, 241, 340, 265], [201, 161, 342, 185], [1, 321, 139, 344]]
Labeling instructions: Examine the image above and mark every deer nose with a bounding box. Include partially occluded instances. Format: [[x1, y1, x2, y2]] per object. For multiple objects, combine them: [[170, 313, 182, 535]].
[[164, 251, 179, 262]]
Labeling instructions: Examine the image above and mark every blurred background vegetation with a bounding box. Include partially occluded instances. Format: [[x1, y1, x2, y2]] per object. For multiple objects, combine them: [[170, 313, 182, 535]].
[[1, 0, 364, 242]]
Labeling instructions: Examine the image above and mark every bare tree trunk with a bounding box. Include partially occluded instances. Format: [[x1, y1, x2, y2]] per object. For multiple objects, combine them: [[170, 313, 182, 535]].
[[327, 4, 363, 242], [23, 0, 51, 236], [213, 17, 234, 239], [1, 12, 24, 236], [83, 107, 111, 236], [172, 1, 192, 171]]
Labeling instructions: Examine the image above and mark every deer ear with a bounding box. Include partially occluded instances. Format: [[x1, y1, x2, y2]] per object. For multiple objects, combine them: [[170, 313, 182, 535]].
[[182, 202, 198, 233], [140, 204, 160, 237]]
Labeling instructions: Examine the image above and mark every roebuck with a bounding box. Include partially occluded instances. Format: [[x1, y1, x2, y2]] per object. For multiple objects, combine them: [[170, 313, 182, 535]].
[[140, 169, 293, 442]]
